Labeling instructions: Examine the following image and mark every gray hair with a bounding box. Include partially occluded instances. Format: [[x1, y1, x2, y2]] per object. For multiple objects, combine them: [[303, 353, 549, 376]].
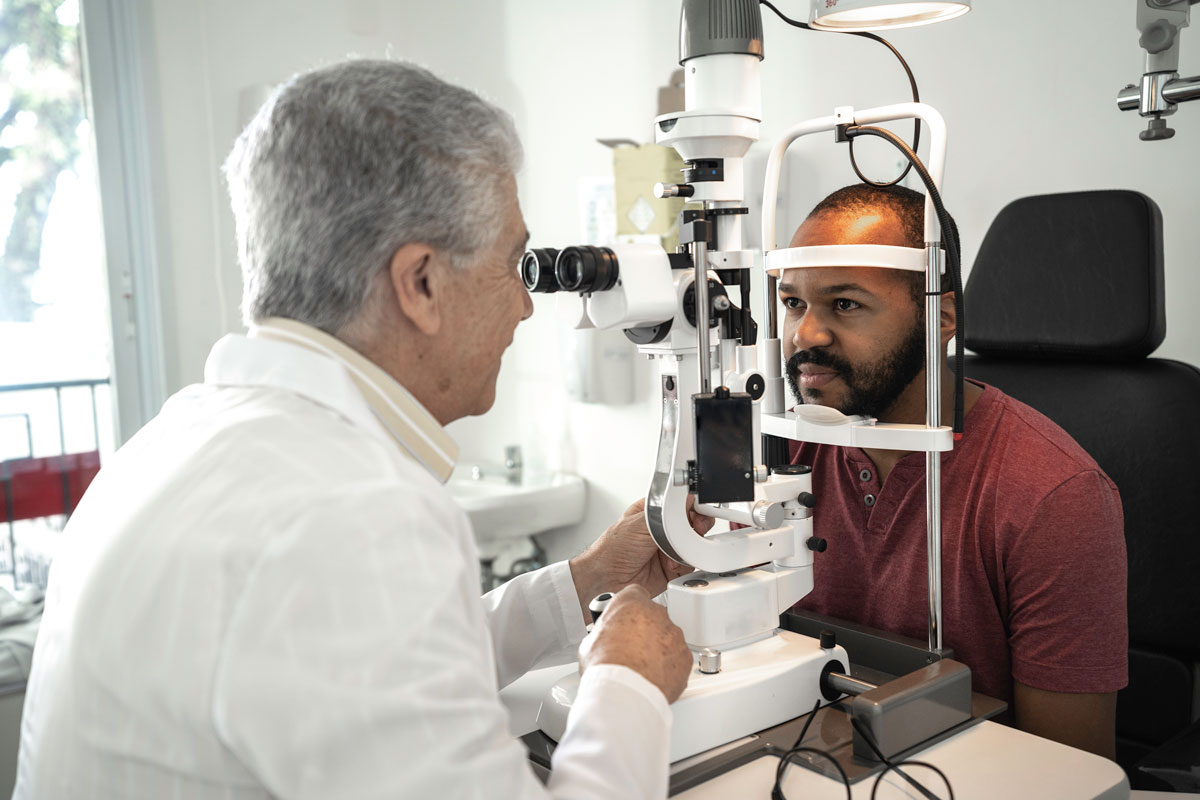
[[223, 59, 523, 332]]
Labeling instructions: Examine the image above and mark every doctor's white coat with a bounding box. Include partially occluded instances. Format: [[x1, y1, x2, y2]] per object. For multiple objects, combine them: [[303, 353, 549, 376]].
[[13, 330, 671, 799]]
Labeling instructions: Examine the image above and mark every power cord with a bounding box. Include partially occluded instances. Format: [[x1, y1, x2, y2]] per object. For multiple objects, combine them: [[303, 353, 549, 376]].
[[771, 700, 956, 799], [850, 717, 954, 800], [759, 0, 922, 187], [773, 697, 851, 800], [840, 124, 965, 437]]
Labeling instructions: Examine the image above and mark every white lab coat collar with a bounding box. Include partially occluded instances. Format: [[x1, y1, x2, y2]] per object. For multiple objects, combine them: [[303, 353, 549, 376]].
[[204, 318, 459, 483]]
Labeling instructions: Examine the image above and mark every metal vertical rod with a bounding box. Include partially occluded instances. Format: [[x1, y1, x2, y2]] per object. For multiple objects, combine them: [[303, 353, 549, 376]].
[[693, 238, 712, 393], [924, 243, 944, 653], [925, 451, 942, 653], [55, 387, 73, 518], [739, 269, 753, 346], [55, 387, 66, 454], [2, 461, 15, 590], [89, 383, 100, 451], [764, 273, 779, 340], [715, 335, 726, 389]]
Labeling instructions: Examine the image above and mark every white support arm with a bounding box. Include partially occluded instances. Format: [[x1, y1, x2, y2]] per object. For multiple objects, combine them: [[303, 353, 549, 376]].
[[761, 103, 948, 253]]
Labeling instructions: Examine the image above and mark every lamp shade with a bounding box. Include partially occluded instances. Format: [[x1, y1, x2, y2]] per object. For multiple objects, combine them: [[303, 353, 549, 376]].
[[809, 0, 970, 31]]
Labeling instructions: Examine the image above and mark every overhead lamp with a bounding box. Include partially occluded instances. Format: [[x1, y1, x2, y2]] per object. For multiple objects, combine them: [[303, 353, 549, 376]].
[[809, 0, 971, 32]]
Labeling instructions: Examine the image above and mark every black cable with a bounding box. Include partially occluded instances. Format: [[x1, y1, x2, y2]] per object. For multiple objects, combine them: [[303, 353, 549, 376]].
[[772, 722, 956, 799], [841, 124, 965, 437], [789, 698, 822, 750], [774, 699, 839, 798], [759, 0, 921, 186], [771, 699, 956, 799], [871, 761, 956, 800], [851, 717, 951, 800], [772, 746, 851, 800]]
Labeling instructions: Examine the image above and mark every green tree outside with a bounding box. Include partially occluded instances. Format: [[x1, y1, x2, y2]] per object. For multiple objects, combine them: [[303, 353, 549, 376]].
[[0, 0, 85, 322]]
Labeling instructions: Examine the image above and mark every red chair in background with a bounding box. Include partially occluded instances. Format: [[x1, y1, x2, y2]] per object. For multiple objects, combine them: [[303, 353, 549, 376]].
[[0, 452, 102, 524]]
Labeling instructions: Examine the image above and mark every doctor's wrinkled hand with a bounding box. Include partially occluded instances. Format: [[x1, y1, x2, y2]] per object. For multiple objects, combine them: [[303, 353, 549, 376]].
[[578, 585, 693, 703], [569, 496, 715, 620]]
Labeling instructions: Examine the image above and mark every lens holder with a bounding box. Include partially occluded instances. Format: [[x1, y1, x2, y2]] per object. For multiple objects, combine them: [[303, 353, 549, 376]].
[[521, 248, 560, 293], [554, 246, 620, 294]]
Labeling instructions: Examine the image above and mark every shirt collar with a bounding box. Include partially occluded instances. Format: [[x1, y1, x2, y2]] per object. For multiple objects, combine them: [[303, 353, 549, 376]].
[[248, 317, 459, 483]]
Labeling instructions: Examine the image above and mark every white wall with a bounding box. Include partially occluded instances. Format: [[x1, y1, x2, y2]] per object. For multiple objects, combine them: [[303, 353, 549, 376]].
[[140, 0, 1200, 564]]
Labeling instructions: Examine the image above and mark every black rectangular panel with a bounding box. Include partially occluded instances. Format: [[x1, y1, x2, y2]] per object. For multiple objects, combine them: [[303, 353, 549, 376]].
[[693, 391, 753, 503]]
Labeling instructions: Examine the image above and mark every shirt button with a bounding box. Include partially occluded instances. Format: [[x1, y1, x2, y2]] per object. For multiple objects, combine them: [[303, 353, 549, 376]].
[[864, 494, 877, 507], [859, 469, 872, 482]]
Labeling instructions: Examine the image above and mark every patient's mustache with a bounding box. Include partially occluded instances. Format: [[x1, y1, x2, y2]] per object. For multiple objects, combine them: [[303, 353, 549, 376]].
[[786, 349, 853, 376]]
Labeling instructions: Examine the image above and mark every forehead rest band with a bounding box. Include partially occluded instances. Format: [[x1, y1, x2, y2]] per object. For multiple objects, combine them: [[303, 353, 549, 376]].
[[763, 244, 936, 277]]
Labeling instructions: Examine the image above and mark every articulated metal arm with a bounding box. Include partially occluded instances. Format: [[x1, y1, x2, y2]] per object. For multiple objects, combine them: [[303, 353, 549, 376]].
[[1118, 0, 1200, 140]]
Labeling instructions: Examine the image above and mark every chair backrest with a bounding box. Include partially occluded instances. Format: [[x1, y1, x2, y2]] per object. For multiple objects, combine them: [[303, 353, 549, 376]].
[[962, 190, 1200, 776]]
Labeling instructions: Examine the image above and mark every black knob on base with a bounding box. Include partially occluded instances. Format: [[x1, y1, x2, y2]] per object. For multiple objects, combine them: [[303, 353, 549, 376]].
[[807, 536, 828, 553]]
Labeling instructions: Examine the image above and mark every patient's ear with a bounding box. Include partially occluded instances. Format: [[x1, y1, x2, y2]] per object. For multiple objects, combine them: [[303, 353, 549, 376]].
[[940, 290, 957, 346], [388, 243, 444, 337]]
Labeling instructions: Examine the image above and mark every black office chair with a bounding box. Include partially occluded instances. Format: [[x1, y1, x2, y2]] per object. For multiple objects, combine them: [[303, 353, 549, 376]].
[[961, 189, 1200, 790]]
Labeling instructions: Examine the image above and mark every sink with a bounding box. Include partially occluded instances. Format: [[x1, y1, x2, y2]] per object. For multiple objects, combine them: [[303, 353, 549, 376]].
[[447, 468, 586, 541]]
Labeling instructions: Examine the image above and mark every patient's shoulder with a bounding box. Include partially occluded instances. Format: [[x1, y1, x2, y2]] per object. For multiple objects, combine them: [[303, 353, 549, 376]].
[[971, 384, 1115, 491]]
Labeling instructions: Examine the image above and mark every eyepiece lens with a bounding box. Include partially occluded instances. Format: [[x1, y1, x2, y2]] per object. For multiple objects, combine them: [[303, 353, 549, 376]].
[[520, 253, 540, 289], [561, 252, 584, 290], [521, 248, 560, 293], [554, 246, 619, 294]]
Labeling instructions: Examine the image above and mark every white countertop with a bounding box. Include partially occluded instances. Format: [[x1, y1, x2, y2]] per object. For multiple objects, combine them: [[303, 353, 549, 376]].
[[676, 721, 1129, 799], [502, 664, 1135, 799]]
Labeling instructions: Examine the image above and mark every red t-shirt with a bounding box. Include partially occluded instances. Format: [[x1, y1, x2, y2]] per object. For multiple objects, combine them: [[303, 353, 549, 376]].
[[789, 382, 1128, 708]]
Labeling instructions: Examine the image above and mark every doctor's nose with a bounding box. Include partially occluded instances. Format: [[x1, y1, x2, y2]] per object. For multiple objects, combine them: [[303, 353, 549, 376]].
[[520, 284, 534, 321]]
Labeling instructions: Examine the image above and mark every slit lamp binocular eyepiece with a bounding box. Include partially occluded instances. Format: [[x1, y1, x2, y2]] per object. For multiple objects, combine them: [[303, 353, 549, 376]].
[[521, 246, 620, 294]]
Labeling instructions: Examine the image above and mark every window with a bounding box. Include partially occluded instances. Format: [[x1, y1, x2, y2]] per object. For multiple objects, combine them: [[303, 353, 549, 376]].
[[1, 0, 114, 590]]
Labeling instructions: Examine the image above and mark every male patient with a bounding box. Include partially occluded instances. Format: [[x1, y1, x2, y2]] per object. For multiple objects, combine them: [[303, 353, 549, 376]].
[[13, 60, 709, 798], [780, 183, 1127, 758]]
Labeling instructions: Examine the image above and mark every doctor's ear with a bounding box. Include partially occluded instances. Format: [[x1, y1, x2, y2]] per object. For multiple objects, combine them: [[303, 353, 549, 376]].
[[388, 243, 446, 337]]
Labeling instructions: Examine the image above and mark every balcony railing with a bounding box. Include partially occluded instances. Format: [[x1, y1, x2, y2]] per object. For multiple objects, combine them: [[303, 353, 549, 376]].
[[0, 378, 109, 589]]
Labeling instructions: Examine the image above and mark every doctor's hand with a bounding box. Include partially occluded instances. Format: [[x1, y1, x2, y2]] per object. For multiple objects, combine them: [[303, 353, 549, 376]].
[[568, 496, 715, 624], [578, 585, 693, 703]]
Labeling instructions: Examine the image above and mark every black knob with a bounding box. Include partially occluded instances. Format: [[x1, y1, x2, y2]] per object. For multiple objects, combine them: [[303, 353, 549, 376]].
[[745, 373, 765, 401], [653, 182, 695, 198], [820, 629, 836, 650], [807, 536, 827, 553], [589, 592, 614, 623], [797, 492, 817, 508]]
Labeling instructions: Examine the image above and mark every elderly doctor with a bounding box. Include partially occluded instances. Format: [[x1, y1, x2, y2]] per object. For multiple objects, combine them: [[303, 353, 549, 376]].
[[14, 60, 707, 799]]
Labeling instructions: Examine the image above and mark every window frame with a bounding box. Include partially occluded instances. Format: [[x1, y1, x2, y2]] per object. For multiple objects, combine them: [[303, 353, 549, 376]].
[[78, 0, 168, 445]]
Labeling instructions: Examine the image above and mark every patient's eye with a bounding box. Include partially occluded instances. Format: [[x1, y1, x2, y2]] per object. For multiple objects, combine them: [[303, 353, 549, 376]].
[[834, 298, 861, 312], [782, 297, 804, 310]]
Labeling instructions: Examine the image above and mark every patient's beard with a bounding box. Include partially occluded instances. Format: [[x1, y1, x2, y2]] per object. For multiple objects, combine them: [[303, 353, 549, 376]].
[[785, 314, 926, 419]]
